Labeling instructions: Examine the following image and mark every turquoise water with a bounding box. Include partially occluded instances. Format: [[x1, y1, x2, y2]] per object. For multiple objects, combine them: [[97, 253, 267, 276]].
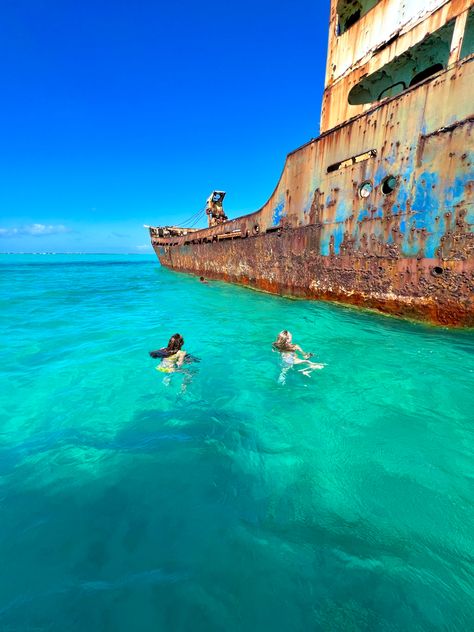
[[1, 253, 473, 631]]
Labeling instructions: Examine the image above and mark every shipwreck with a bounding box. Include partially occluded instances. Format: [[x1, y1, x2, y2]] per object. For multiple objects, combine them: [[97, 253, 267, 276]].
[[149, 0, 474, 327]]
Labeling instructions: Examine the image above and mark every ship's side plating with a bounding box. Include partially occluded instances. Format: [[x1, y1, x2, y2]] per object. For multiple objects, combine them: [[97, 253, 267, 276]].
[[150, 0, 474, 326]]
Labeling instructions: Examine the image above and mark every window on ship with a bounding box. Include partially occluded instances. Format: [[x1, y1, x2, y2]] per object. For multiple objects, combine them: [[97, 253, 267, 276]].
[[348, 19, 456, 105], [460, 8, 474, 59], [337, 0, 381, 35]]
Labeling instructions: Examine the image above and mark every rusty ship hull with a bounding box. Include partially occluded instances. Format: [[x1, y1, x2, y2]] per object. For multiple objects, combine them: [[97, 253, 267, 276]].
[[150, 0, 474, 327]]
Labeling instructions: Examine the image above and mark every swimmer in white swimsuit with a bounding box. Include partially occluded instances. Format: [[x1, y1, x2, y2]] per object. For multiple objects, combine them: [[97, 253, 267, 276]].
[[273, 330, 324, 384]]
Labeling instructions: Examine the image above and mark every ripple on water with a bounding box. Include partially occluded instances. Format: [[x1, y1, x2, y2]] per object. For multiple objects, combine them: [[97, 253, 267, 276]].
[[0, 254, 473, 631]]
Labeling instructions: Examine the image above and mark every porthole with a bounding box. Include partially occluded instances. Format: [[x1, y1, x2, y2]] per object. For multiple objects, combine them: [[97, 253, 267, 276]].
[[359, 181, 373, 198], [381, 175, 397, 195]]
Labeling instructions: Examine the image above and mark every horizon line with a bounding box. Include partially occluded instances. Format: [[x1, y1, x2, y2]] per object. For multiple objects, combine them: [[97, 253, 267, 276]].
[[0, 251, 155, 255]]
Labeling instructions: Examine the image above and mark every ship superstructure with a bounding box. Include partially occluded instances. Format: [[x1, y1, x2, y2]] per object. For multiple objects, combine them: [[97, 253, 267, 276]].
[[149, 0, 474, 326]]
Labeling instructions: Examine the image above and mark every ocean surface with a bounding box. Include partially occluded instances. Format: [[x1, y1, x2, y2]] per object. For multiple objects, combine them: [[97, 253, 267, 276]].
[[1, 253, 473, 631]]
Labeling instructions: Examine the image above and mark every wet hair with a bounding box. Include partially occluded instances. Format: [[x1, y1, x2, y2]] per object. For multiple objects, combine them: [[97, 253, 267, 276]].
[[200, 276, 205, 281], [166, 333, 184, 352], [148, 333, 184, 359], [273, 330, 293, 351]]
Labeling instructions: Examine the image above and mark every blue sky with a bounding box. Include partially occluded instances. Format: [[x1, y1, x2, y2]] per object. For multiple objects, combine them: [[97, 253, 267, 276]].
[[0, 0, 330, 253]]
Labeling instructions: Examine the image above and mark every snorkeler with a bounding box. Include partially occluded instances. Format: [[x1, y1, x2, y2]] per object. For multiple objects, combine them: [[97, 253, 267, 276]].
[[151, 333, 187, 373], [273, 330, 324, 383]]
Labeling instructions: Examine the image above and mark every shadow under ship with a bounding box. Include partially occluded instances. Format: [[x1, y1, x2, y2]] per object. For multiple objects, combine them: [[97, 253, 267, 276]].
[[149, 0, 474, 327]]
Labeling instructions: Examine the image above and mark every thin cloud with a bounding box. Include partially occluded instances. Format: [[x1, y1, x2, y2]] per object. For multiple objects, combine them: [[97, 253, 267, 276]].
[[0, 224, 71, 237]]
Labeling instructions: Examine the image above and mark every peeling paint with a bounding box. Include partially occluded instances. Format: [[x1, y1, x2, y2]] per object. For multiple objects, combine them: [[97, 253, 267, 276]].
[[272, 200, 286, 226]]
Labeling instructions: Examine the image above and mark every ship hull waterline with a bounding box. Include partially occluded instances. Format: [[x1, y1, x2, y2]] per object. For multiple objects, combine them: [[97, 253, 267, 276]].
[[153, 228, 473, 327]]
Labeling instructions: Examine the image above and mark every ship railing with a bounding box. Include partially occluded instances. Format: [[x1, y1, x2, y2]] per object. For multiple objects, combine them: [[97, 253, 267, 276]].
[[148, 225, 200, 239], [149, 207, 272, 247]]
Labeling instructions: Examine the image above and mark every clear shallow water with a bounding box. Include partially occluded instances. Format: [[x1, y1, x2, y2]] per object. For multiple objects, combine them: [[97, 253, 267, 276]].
[[1, 253, 473, 631]]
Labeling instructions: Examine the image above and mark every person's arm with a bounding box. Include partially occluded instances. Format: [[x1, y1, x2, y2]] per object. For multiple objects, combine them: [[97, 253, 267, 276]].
[[294, 344, 311, 358], [176, 350, 186, 368]]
